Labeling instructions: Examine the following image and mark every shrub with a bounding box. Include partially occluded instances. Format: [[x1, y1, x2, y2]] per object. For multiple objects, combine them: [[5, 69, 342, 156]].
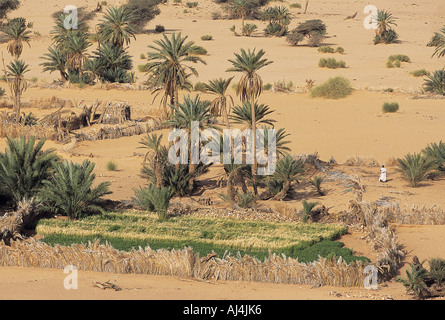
[[422, 141, 445, 171], [317, 46, 335, 53], [310, 76, 352, 99], [124, 0, 161, 34], [374, 28, 399, 44], [302, 200, 319, 223], [264, 22, 288, 37], [386, 54, 410, 68], [273, 80, 294, 92], [286, 19, 326, 47], [39, 160, 112, 220], [201, 34, 213, 41], [132, 185, 174, 220], [423, 70, 445, 95], [106, 160, 118, 171], [0, 0, 20, 19], [289, 3, 301, 8], [410, 69, 430, 77], [397, 153, 437, 188], [237, 191, 256, 208], [186, 1, 198, 8], [335, 46, 345, 54], [310, 175, 325, 196], [190, 45, 207, 55], [243, 23, 257, 36], [262, 83, 272, 91], [318, 58, 346, 69], [0, 136, 58, 207], [382, 102, 399, 113], [139, 53, 146, 59], [154, 24, 165, 33], [429, 258, 445, 285]]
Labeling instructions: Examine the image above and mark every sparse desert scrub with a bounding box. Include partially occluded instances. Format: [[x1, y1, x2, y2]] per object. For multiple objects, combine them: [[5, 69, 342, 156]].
[[154, 24, 165, 33], [106, 160, 118, 171], [201, 34, 213, 41], [318, 58, 346, 69], [423, 70, 445, 95], [317, 46, 335, 53], [386, 54, 410, 68], [289, 3, 301, 9], [123, 0, 161, 34], [286, 19, 326, 47], [273, 79, 294, 92], [382, 102, 399, 113], [344, 155, 379, 167], [410, 69, 430, 77], [310, 76, 352, 99]]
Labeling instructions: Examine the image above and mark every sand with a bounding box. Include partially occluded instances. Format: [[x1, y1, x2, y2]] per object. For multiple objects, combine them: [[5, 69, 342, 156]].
[[1, 0, 445, 300]]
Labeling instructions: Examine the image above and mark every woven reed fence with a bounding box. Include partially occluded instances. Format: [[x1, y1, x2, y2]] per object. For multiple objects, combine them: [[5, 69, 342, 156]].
[[0, 239, 367, 287]]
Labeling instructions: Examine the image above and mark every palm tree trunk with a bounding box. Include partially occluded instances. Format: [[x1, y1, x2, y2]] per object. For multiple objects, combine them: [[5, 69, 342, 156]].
[[251, 100, 258, 195], [188, 163, 195, 193], [304, 0, 309, 14], [273, 180, 290, 201], [227, 172, 236, 202], [155, 157, 163, 189]]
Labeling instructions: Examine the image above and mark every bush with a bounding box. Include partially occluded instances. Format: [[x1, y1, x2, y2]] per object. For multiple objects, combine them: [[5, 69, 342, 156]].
[[427, 32, 445, 47], [286, 19, 326, 47], [190, 45, 207, 55], [132, 185, 174, 220], [0, 0, 20, 19], [0, 136, 58, 207], [264, 22, 288, 37], [106, 160, 118, 171], [262, 83, 272, 91], [317, 46, 335, 53], [243, 23, 257, 36], [124, 0, 161, 34], [374, 29, 399, 45], [289, 3, 301, 8], [237, 191, 256, 208], [39, 160, 112, 220], [382, 102, 399, 113], [410, 69, 430, 77], [310, 76, 352, 99], [273, 80, 294, 92], [423, 70, 445, 95], [386, 54, 410, 68], [186, 1, 198, 8], [318, 58, 346, 69], [302, 200, 318, 223], [154, 24, 165, 33], [201, 34, 213, 41], [335, 46, 345, 54]]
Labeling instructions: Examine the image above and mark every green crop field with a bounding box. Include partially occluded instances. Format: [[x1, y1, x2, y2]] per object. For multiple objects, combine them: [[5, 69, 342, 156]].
[[36, 211, 369, 263]]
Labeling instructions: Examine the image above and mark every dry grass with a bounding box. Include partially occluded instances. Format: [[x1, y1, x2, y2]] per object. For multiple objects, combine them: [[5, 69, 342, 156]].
[[0, 238, 367, 287], [344, 155, 380, 167]]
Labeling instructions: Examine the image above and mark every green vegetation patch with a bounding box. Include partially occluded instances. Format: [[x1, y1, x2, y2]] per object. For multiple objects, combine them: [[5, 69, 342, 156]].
[[36, 211, 368, 263]]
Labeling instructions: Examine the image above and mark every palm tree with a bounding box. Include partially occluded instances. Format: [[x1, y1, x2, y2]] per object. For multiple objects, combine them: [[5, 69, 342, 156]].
[[97, 6, 136, 49], [396, 263, 429, 299], [64, 31, 91, 76], [257, 126, 291, 159], [6, 59, 30, 122], [145, 32, 207, 118], [2, 18, 31, 59], [50, 14, 89, 48], [302, 199, 319, 223], [223, 160, 250, 202], [203, 77, 234, 128], [432, 26, 445, 58], [423, 70, 445, 96], [422, 141, 445, 170], [397, 153, 437, 188], [164, 95, 216, 191], [40, 46, 68, 83], [231, 0, 251, 34], [227, 48, 272, 194], [373, 9, 397, 37], [139, 133, 167, 189], [272, 155, 305, 200], [0, 136, 58, 207], [230, 102, 276, 129], [39, 160, 112, 220]]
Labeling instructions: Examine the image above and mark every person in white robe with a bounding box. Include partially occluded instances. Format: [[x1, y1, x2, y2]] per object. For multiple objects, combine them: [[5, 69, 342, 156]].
[[379, 165, 387, 182]]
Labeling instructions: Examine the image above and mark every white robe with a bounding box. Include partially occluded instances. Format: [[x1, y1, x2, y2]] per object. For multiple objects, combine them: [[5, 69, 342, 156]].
[[379, 167, 387, 182]]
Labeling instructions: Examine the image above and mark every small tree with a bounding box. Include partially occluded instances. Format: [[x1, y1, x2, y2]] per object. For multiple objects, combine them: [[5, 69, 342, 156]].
[[2, 17, 31, 59], [4, 59, 29, 122], [373, 10, 398, 44], [302, 200, 318, 223], [286, 19, 326, 47]]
